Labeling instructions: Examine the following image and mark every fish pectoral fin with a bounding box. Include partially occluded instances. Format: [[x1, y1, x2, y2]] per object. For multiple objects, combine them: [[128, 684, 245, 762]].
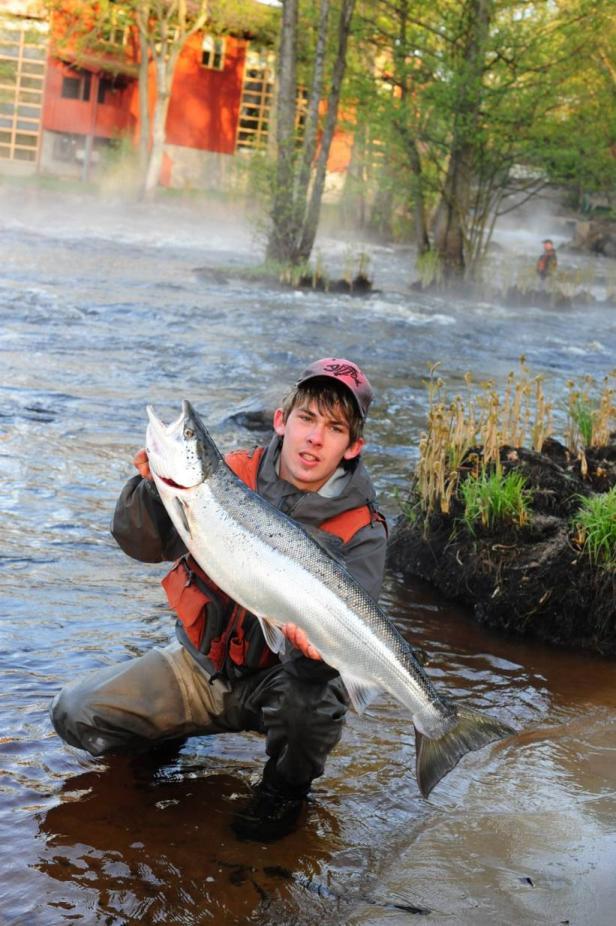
[[257, 617, 288, 656], [339, 671, 380, 714]]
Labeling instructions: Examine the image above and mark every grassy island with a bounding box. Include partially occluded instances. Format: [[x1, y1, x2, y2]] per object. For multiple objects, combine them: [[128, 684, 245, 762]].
[[388, 362, 616, 654]]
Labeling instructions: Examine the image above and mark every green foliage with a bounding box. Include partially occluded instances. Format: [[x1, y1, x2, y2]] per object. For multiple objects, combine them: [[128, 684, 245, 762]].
[[570, 398, 594, 448], [573, 488, 616, 569], [208, 0, 279, 46], [460, 470, 532, 534], [344, 0, 615, 267], [235, 149, 275, 204], [416, 250, 443, 288]]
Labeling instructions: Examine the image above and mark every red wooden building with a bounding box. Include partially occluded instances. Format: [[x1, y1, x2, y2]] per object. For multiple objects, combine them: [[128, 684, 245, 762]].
[[0, 2, 352, 190]]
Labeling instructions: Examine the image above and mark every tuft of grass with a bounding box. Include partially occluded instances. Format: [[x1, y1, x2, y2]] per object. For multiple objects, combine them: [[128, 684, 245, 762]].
[[566, 374, 616, 451], [572, 488, 616, 569], [570, 397, 594, 447], [393, 486, 423, 526], [459, 470, 532, 533]]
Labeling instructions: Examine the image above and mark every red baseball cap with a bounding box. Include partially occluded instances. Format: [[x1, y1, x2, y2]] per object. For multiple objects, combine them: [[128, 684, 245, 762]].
[[296, 357, 374, 419]]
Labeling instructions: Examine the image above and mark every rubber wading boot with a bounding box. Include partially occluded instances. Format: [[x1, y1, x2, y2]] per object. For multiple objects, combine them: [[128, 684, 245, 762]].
[[231, 782, 307, 842]]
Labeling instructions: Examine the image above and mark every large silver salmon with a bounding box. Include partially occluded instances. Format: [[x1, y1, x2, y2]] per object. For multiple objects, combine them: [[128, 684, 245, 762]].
[[145, 400, 514, 797]]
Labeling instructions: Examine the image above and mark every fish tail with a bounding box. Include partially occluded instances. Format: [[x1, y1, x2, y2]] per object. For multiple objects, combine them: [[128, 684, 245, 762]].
[[415, 706, 514, 798]]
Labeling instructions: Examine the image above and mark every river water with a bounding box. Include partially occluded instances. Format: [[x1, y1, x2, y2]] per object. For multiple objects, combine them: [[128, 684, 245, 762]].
[[1, 185, 615, 925]]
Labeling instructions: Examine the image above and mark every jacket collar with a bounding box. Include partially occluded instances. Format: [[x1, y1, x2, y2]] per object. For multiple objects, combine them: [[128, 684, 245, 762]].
[[256, 434, 376, 527]]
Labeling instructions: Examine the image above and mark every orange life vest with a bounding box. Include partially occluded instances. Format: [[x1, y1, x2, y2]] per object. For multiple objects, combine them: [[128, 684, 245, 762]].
[[162, 446, 385, 672]]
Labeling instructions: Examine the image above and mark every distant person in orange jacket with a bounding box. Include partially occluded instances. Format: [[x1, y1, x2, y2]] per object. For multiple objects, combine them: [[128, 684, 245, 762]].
[[536, 239, 558, 280]]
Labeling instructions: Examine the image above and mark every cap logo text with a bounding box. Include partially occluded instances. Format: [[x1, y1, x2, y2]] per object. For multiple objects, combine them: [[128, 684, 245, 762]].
[[323, 362, 362, 386]]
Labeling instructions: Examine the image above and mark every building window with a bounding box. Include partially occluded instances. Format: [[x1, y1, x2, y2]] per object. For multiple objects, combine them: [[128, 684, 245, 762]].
[[104, 7, 131, 47], [52, 131, 83, 162], [236, 51, 308, 152], [201, 35, 225, 70], [61, 70, 91, 101], [97, 78, 110, 104], [61, 76, 79, 99], [0, 13, 46, 163], [236, 67, 272, 149]]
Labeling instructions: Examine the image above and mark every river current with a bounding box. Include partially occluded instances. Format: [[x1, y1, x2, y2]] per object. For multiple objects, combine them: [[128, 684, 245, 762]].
[[1, 185, 615, 925]]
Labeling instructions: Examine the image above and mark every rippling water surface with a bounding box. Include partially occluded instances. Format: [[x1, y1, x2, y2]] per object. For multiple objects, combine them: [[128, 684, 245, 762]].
[[1, 186, 615, 925]]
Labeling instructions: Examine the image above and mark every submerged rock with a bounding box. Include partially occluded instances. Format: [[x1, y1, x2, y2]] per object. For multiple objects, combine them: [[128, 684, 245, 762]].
[[387, 439, 616, 655]]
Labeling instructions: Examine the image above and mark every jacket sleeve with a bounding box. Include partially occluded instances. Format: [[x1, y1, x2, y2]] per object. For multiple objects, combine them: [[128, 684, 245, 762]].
[[110, 475, 187, 563]]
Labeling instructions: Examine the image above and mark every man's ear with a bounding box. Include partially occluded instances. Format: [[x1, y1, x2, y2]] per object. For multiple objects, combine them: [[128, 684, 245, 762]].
[[273, 407, 286, 437], [343, 437, 365, 461]]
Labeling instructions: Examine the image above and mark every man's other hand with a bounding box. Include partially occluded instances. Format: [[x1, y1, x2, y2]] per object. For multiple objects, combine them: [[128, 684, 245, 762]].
[[133, 448, 153, 480], [282, 623, 322, 660]]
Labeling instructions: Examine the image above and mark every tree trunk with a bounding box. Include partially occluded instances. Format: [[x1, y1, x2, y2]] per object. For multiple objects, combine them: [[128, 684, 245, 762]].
[[294, 0, 331, 214], [136, 1, 208, 200], [392, 1, 430, 254], [408, 139, 431, 254], [266, 0, 299, 263], [142, 57, 175, 198], [296, 0, 356, 261], [434, 0, 492, 279], [138, 29, 150, 173]]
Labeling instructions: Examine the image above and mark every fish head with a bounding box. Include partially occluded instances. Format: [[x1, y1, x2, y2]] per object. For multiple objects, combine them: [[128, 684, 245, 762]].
[[145, 400, 220, 491]]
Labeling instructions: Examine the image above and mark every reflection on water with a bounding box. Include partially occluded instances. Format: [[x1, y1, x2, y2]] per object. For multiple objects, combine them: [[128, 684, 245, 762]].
[[1, 189, 615, 925], [35, 763, 330, 925]]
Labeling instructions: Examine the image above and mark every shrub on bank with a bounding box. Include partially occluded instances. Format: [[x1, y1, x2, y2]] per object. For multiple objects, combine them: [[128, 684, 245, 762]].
[[573, 487, 616, 570]]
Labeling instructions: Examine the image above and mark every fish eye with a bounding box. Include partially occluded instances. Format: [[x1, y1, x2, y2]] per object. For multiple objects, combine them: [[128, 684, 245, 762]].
[[184, 427, 195, 440]]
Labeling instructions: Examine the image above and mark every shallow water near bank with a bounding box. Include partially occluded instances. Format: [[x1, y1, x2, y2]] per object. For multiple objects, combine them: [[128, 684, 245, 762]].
[[1, 187, 615, 925]]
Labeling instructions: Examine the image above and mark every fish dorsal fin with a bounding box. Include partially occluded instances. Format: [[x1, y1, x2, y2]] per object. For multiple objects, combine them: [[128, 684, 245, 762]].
[[257, 617, 288, 655], [339, 670, 381, 714]]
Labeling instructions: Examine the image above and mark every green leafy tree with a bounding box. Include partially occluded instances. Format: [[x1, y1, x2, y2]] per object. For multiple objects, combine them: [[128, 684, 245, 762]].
[[349, 0, 615, 279]]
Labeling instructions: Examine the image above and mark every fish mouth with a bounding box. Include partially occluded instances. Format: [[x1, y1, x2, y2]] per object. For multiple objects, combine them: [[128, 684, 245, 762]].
[[158, 475, 192, 490], [145, 403, 203, 489]]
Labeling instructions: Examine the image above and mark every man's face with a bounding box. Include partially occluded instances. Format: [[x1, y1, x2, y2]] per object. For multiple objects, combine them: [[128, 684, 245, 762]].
[[273, 399, 364, 492]]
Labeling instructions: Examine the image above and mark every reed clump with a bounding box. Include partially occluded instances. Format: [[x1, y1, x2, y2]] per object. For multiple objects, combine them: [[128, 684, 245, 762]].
[[566, 374, 616, 450], [415, 360, 616, 527], [417, 358, 552, 518]]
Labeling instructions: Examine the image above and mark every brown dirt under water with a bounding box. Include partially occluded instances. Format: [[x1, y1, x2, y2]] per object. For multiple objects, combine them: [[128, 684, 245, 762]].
[[387, 439, 616, 655]]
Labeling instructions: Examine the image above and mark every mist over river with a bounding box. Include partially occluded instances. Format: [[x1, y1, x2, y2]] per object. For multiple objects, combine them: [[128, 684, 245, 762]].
[[1, 185, 615, 925]]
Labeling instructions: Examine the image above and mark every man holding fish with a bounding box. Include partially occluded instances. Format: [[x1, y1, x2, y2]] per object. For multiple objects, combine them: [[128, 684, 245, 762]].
[[51, 356, 514, 841], [51, 358, 390, 840]]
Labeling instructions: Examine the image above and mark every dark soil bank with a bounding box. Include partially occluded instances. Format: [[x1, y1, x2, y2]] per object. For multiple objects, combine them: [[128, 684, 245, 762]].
[[387, 440, 616, 655]]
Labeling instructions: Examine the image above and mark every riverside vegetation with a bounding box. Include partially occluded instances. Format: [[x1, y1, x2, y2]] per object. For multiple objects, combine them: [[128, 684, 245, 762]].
[[388, 361, 616, 654]]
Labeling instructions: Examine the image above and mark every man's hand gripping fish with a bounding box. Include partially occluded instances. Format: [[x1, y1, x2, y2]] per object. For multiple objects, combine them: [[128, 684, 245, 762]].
[[146, 400, 515, 798]]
